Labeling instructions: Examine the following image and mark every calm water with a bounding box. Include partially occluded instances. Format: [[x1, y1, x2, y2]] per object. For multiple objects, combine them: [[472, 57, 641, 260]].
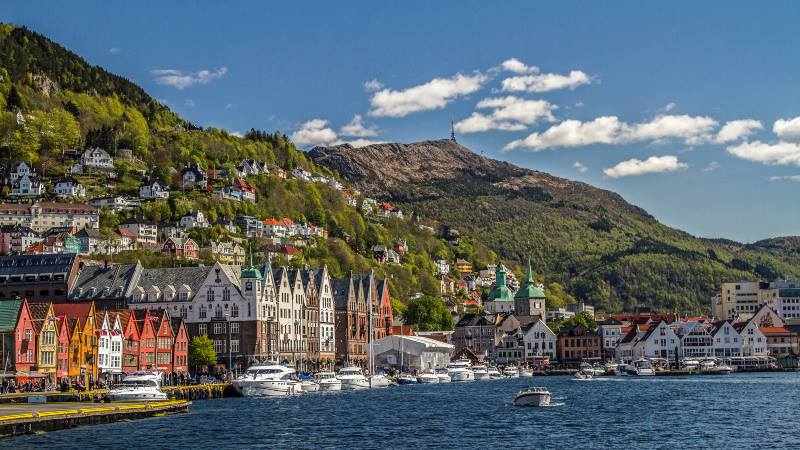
[[9, 372, 800, 449]]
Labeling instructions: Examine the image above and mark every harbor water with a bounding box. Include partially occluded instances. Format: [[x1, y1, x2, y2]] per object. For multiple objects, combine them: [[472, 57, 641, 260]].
[[11, 372, 800, 449]]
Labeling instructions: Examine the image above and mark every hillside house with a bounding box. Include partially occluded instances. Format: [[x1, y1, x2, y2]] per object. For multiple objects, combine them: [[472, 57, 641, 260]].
[[54, 176, 86, 198]]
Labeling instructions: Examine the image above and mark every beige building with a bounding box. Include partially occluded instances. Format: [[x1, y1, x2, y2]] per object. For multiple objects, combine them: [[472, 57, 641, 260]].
[[211, 240, 246, 264], [0, 202, 99, 232], [713, 281, 762, 320]]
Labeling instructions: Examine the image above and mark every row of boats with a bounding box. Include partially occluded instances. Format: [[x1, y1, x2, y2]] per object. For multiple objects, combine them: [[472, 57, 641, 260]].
[[232, 358, 538, 397]]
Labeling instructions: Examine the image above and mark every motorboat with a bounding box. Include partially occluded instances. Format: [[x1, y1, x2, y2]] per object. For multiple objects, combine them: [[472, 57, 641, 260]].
[[519, 366, 534, 378], [337, 366, 370, 390], [487, 366, 503, 379], [369, 373, 392, 388], [580, 362, 605, 376], [396, 373, 418, 385], [503, 365, 520, 378], [699, 359, 716, 371], [313, 371, 342, 392], [233, 364, 299, 397], [471, 364, 490, 381], [573, 370, 593, 380], [446, 358, 475, 382], [513, 387, 551, 407], [107, 371, 167, 402], [417, 370, 439, 384], [604, 363, 620, 375], [435, 368, 451, 383], [713, 364, 734, 375], [299, 379, 319, 393], [624, 359, 656, 376]]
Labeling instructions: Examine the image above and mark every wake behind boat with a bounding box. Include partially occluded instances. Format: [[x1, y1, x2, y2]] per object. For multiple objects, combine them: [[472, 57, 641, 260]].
[[107, 371, 168, 402]]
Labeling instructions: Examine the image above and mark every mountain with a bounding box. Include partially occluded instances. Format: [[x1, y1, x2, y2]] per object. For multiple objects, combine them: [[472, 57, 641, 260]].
[[309, 140, 800, 313]]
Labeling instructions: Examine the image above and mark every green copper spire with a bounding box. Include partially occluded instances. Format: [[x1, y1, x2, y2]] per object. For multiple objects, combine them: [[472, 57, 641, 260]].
[[241, 242, 262, 279], [515, 257, 544, 299]]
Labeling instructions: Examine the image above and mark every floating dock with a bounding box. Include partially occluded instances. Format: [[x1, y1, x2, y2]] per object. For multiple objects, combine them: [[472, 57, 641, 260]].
[[0, 400, 190, 438]]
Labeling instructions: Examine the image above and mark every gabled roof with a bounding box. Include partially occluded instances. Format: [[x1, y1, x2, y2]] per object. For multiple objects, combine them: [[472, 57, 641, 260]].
[[136, 266, 211, 297], [70, 263, 140, 300], [332, 277, 354, 309], [52, 303, 94, 323], [75, 228, 103, 239], [455, 313, 492, 327], [0, 254, 76, 277]]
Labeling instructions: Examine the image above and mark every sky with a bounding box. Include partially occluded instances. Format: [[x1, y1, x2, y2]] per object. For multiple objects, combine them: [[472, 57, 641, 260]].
[[4, 1, 800, 243]]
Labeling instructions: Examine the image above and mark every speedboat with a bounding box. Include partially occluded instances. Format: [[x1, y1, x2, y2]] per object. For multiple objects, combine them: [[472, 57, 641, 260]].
[[519, 366, 533, 377], [435, 368, 451, 383], [369, 373, 392, 388], [446, 358, 475, 382], [471, 364, 490, 380], [397, 373, 418, 385], [624, 359, 655, 376], [513, 387, 551, 407], [314, 371, 342, 392], [713, 364, 734, 374], [580, 362, 605, 376], [503, 365, 520, 378], [233, 364, 299, 397], [573, 370, 593, 380], [699, 359, 716, 371], [337, 366, 370, 390], [487, 366, 503, 379], [107, 371, 167, 402], [299, 379, 319, 393], [417, 370, 439, 384]]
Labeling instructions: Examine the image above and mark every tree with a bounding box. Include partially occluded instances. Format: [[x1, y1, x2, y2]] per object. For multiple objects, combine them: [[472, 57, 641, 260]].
[[402, 295, 455, 331], [189, 335, 217, 373], [557, 311, 597, 331]]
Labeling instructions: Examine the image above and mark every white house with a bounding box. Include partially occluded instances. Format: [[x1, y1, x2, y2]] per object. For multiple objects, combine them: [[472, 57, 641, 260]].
[[139, 178, 170, 199], [11, 173, 45, 197], [96, 311, 124, 380], [711, 320, 742, 358], [599, 319, 624, 359], [119, 217, 158, 245], [632, 319, 680, 360], [434, 259, 450, 276], [522, 318, 557, 362], [674, 323, 713, 359], [75, 227, 105, 254], [180, 210, 210, 229], [291, 167, 312, 180], [8, 162, 34, 182], [54, 176, 86, 198], [88, 196, 140, 211], [81, 148, 114, 170], [181, 163, 208, 190], [736, 319, 768, 356]]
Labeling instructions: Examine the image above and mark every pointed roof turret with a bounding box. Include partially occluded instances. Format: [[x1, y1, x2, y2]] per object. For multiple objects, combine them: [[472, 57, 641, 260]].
[[515, 258, 545, 299], [240, 244, 262, 280]]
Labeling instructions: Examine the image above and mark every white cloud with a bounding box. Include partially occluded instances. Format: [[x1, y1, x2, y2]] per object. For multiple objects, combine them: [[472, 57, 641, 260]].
[[714, 119, 762, 143], [340, 114, 378, 137], [343, 138, 385, 148], [725, 141, 800, 166], [500, 58, 539, 74], [184, 99, 195, 108], [109, 47, 121, 55], [151, 67, 228, 90], [505, 114, 719, 151], [501, 70, 591, 93], [702, 161, 720, 172], [505, 116, 622, 150], [573, 161, 588, 173], [661, 102, 676, 112], [769, 175, 800, 182], [368, 72, 487, 117], [773, 117, 800, 143], [290, 119, 339, 147], [603, 155, 688, 178], [455, 96, 557, 133], [363, 79, 384, 92], [225, 103, 234, 109]]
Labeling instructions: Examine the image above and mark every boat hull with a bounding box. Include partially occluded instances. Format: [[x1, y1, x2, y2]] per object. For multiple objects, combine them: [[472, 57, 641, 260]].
[[449, 371, 474, 382], [513, 392, 551, 407], [369, 376, 391, 388], [234, 380, 298, 397], [436, 375, 451, 383], [318, 380, 342, 391], [418, 376, 438, 384], [340, 378, 370, 390], [300, 381, 320, 393], [107, 391, 167, 402]]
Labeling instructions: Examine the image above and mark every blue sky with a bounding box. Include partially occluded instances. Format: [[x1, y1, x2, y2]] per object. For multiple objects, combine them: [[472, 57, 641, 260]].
[[5, 1, 800, 242]]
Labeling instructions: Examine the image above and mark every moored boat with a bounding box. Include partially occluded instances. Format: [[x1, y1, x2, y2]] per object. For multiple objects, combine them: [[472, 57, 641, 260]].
[[519, 366, 533, 377], [446, 358, 475, 382], [369, 373, 392, 388], [503, 365, 520, 378], [417, 370, 439, 384], [513, 387, 551, 407], [233, 364, 299, 397], [397, 373, 418, 385], [624, 359, 655, 376], [314, 371, 342, 391], [299, 379, 320, 393], [471, 364, 490, 380], [107, 371, 168, 402], [337, 366, 370, 390], [487, 366, 503, 379], [435, 368, 451, 383]]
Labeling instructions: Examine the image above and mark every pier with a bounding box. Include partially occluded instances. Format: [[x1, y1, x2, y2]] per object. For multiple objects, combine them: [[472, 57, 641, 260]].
[[0, 400, 190, 438]]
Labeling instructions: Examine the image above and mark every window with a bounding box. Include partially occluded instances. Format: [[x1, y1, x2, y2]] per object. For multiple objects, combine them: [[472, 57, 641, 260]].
[[198, 323, 207, 335], [215, 305, 223, 318], [231, 322, 240, 334], [213, 322, 224, 335], [231, 339, 239, 353], [223, 288, 230, 302], [199, 305, 207, 319], [207, 288, 215, 302], [231, 304, 239, 318], [214, 340, 224, 353], [179, 291, 188, 301], [180, 306, 188, 319]]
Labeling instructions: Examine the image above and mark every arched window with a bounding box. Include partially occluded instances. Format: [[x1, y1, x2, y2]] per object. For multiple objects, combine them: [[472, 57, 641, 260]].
[[215, 304, 223, 318], [223, 287, 230, 302]]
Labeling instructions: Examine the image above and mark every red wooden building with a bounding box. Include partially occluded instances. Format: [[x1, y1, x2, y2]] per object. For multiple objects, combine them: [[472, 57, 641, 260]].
[[56, 315, 72, 381], [171, 318, 189, 375], [153, 310, 174, 374], [120, 310, 141, 374], [137, 309, 158, 371]]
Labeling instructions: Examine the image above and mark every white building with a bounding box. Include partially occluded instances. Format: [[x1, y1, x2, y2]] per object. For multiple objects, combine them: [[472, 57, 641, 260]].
[[316, 265, 336, 358], [522, 318, 557, 362], [272, 266, 306, 364], [292, 167, 312, 180], [372, 335, 454, 371], [599, 319, 624, 358], [0, 202, 98, 232], [674, 323, 713, 359], [81, 148, 114, 170], [8, 162, 34, 182], [96, 311, 124, 380], [11, 173, 45, 197], [88, 196, 140, 211], [711, 320, 742, 358], [631, 319, 680, 360], [180, 210, 210, 229], [119, 217, 158, 245], [54, 176, 86, 198], [434, 259, 450, 276], [139, 178, 170, 199]]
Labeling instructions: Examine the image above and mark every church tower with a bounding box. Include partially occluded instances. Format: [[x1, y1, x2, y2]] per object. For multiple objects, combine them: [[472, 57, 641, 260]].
[[514, 258, 546, 320]]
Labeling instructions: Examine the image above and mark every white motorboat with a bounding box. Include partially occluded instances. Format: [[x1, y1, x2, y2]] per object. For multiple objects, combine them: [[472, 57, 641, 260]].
[[314, 371, 342, 392], [573, 370, 593, 380], [446, 358, 475, 382], [699, 359, 716, 371], [513, 387, 551, 407], [417, 370, 439, 384], [624, 359, 656, 376], [713, 364, 734, 375], [233, 364, 299, 397], [471, 364, 490, 380], [435, 368, 451, 383], [580, 362, 605, 376], [107, 371, 167, 402], [519, 366, 534, 378], [369, 373, 392, 388], [503, 365, 520, 378], [337, 366, 370, 390], [487, 366, 503, 379], [299, 379, 319, 393], [396, 373, 418, 385]]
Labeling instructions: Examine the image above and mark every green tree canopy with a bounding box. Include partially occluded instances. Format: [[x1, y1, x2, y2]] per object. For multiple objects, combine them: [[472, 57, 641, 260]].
[[402, 295, 455, 331], [189, 335, 217, 370], [557, 311, 597, 331]]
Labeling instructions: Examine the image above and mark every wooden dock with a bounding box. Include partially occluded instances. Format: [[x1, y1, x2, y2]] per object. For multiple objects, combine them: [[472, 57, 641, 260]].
[[0, 399, 190, 438]]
